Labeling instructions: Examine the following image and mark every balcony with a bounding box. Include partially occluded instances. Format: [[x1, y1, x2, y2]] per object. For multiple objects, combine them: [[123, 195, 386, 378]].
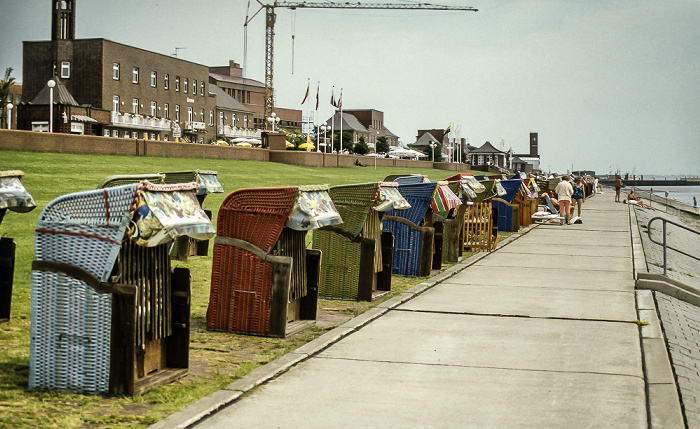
[[184, 121, 207, 133], [111, 112, 172, 131], [217, 125, 261, 139]]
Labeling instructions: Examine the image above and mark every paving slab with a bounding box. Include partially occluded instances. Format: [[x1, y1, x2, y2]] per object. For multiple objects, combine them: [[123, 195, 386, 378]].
[[318, 311, 642, 377], [443, 265, 634, 290], [473, 251, 633, 272], [495, 242, 630, 258], [197, 358, 646, 429], [397, 282, 637, 321]]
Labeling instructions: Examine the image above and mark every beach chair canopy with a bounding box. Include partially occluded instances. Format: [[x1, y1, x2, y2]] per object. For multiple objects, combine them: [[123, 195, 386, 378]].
[[161, 170, 224, 195], [133, 181, 215, 247], [431, 181, 462, 212], [287, 185, 343, 231], [98, 173, 165, 188], [375, 182, 411, 212], [0, 170, 35, 214], [494, 180, 507, 197], [498, 179, 525, 203], [384, 174, 429, 185]]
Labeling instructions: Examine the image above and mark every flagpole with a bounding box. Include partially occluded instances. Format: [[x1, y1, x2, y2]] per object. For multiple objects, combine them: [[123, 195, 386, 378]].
[[339, 88, 343, 154], [330, 86, 335, 153], [315, 82, 320, 152]]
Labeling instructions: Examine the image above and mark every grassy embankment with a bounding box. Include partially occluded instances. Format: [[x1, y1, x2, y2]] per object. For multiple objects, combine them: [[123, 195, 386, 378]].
[[0, 149, 481, 428]]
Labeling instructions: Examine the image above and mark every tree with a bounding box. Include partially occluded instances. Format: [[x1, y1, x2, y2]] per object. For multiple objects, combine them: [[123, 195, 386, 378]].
[[376, 136, 390, 154], [0, 67, 16, 129], [415, 142, 442, 161], [354, 136, 369, 155], [332, 131, 354, 152]]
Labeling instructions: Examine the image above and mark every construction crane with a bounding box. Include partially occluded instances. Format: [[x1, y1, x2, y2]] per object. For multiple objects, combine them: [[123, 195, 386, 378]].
[[244, 1, 478, 125]]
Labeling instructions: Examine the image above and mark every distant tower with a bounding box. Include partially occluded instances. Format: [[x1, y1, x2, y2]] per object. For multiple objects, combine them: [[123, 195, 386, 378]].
[[52, 0, 76, 41], [529, 132, 538, 157]]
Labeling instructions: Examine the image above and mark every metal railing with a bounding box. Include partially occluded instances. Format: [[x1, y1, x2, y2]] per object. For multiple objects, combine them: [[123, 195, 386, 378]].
[[647, 216, 700, 275]]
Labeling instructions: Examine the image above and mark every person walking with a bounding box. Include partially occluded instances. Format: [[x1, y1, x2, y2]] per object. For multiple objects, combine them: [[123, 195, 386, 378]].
[[614, 175, 623, 202], [572, 177, 585, 218], [555, 175, 574, 224]]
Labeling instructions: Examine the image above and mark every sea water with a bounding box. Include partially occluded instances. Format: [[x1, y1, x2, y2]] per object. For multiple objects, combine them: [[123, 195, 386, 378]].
[[632, 185, 700, 207]]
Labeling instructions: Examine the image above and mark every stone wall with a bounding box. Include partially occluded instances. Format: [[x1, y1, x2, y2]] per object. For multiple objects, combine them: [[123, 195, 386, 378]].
[[0, 129, 476, 172]]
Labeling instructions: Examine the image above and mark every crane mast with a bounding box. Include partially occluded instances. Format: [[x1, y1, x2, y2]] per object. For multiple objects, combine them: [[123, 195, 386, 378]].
[[246, 1, 478, 127]]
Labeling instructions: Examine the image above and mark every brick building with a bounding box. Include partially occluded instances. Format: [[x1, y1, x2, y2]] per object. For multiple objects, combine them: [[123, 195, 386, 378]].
[[20, 0, 217, 142], [342, 109, 398, 148], [209, 60, 301, 131]]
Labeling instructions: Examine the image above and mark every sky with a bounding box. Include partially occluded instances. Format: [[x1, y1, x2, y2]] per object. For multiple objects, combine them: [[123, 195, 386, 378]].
[[1, 0, 698, 176]]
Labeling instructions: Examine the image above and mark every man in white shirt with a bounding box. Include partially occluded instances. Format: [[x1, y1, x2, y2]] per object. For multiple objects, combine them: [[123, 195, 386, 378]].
[[555, 176, 574, 225]]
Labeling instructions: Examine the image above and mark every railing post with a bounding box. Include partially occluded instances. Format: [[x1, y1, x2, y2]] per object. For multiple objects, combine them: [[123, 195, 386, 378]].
[[662, 220, 667, 276]]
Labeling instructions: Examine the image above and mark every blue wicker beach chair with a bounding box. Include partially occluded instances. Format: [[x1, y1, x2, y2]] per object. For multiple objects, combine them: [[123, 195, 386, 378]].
[[30, 181, 213, 395], [383, 181, 439, 277], [492, 178, 523, 232]]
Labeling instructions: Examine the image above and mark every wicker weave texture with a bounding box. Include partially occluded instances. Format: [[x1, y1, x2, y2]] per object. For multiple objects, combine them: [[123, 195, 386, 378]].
[[311, 183, 379, 300], [313, 229, 361, 299], [278, 229, 307, 301], [327, 183, 379, 237], [207, 187, 298, 334], [382, 182, 437, 277], [30, 184, 138, 394]]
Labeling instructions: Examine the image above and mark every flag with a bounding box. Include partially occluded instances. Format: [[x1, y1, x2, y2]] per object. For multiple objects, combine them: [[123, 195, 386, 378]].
[[338, 89, 342, 110], [315, 82, 319, 110], [444, 125, 451, 135], [301, 80, 310, 104], [330, 86, 336, 107]]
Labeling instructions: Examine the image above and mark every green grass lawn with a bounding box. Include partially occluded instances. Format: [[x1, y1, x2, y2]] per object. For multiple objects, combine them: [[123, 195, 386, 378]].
[[0, 149, 480, 428]]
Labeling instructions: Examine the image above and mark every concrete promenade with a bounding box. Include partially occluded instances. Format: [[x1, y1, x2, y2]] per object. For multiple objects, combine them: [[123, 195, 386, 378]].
[[153, 194, 659, 428]]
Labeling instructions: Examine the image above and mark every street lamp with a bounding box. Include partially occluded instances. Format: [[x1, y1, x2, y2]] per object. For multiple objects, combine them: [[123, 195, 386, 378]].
[[320, 124, 328, 153], [6, 103, 13, 130], [47, 79, 56, 133], [267, 112, 280, 132]]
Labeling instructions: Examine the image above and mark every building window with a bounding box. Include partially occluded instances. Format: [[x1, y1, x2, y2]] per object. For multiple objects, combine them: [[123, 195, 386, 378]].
[[209, 110, 214, 126], [201, 81, 205, 96], [164, 73, 169, 89], [112, 63, 120, 80], [247, 91, 250, 104], [200, 109, 205, 122], [132, 98, 139, 114], [124, 131, 130, 138], [184, 78, 188, 94], [219, 112, 224, 126], [175, 76, 180, 92], [112, 95, 120, 112], [104, 129, 111, 137], [193, 80, 197, 96], [61, 61, 70, 78], [150, 71, 157, 87], [175, 105, 180, 121], [150, 101, 157, 117], [132, 67, 139, 84], [478, 155, 484, 165], [164, 103, 169, 119], [187, 107, 193, 122]]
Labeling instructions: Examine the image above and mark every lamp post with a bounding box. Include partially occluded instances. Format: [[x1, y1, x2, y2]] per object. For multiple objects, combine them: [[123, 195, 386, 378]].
[[267, 112, 280, 132], [6, 103, 13, 130], [47, 79, 56, 133], [320, 125, 328, 153]]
